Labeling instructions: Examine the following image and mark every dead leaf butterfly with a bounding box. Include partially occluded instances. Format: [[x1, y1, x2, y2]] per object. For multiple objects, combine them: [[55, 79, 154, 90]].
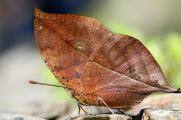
[[33, 8, 180, 110]]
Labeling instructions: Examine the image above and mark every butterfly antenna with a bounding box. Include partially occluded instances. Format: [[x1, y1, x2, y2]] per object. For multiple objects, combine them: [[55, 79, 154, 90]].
[[29, 80, 66, 89]]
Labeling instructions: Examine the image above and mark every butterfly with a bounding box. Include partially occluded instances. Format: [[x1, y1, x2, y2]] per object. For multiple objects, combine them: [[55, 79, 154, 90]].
[[34, 8, 180, 111]]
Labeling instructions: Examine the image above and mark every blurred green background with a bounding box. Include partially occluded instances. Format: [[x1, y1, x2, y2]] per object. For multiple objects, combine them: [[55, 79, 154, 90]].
[[0, 0, 181, 113]]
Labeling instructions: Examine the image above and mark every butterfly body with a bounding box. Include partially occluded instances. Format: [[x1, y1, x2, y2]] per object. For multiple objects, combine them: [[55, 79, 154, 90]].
[[34, 9, 180, 109]]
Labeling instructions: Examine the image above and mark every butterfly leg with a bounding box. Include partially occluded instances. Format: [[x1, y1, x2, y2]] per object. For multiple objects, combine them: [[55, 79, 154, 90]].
[[77, 103, 88, 115], [97, 97, 115, 115], [66, 104, 89, 120], [117, 109, 129, 116], [77, 103, 81, 115]]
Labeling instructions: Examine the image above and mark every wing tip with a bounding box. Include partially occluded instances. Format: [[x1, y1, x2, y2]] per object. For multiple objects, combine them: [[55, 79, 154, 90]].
[[161, 87, 181, 93], [175, 88, 181, 93], [34, 8, 45, 19]]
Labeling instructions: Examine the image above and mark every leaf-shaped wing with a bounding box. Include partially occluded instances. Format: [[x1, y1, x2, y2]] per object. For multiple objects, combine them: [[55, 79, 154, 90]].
[[34, 9, 179, 109], [93, 34, 170, 89]]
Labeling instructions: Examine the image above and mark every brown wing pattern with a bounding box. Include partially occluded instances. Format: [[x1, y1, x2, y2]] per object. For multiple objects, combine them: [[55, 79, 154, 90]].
[[34, 8, 179, 109], [94, 34, 170, 89]]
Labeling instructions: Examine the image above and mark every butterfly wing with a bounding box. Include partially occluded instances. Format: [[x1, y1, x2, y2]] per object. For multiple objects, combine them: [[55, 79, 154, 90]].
[[34, 8, 179, 108]]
